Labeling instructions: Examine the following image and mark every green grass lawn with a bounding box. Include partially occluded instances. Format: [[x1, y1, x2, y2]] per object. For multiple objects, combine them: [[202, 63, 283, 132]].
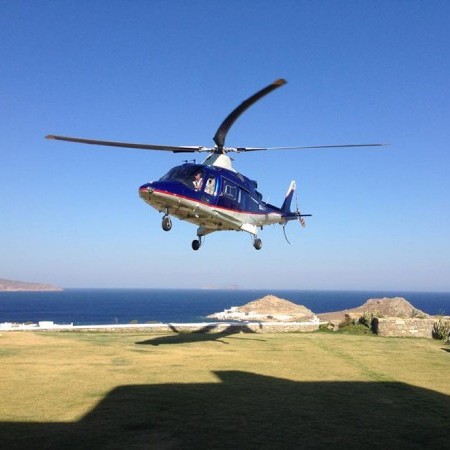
[[1, 330, 449, 449]]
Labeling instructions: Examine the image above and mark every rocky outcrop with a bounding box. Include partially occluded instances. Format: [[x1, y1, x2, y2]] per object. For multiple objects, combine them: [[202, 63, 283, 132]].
[[318, 297, 428, 329], [356, 297, 428, 318], [0, 278, 63, 292], [207, 295, 316, 322]]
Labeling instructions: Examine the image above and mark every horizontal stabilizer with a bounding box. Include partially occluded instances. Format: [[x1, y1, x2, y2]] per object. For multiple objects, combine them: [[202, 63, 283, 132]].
[[283, 211, 312, 225]]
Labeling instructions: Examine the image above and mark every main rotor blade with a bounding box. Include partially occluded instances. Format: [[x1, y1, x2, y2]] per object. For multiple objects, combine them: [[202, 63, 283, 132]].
[[45, 135, 206, 153], [235, 143, 387, 152], [213, 78, 287, 151]]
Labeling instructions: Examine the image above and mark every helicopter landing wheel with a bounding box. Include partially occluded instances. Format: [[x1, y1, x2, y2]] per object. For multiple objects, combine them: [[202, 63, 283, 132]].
[[192, 239, 202, 251], [253, 238, 262, 250], [162, 215, 172, 231]]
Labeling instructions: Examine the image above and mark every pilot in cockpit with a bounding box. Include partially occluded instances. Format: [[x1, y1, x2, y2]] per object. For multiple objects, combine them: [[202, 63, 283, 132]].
[[193, 172, 203, 191]]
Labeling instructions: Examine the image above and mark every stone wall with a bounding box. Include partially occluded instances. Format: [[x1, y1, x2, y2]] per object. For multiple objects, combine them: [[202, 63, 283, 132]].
[[17, 321, 321, 333], [89, 322, 321, 334], [373, 317, 441, 338]]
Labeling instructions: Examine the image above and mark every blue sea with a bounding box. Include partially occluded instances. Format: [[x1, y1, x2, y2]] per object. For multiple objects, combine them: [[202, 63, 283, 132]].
[[0, 289, 449, 326]]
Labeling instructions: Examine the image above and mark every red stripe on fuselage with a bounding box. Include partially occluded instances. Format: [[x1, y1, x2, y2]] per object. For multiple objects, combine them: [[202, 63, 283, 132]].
[[140, 188, 281, 218]]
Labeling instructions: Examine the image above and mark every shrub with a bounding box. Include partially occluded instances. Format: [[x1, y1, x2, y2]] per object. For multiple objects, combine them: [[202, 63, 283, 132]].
[[338, 322, 374, 335], [411, 309, 427, 319], [359, 311, 374, 328], [432, 318, 450, 343]]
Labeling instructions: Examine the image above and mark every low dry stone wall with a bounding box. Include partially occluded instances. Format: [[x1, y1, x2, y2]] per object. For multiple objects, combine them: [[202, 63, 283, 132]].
[[249, 322, 321, 333], [22, 321, 321, 333], [374, 317, 439, 338]]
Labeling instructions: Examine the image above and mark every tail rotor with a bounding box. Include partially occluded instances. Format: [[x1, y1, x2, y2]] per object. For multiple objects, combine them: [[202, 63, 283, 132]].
[[281, 184, 310, 244]]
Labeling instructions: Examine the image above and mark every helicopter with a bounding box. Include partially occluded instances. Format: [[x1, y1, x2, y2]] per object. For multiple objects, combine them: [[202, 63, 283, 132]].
[[46, 79, 383, 251]]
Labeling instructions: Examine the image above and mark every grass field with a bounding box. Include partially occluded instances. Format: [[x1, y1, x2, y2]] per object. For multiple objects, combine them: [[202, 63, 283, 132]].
[[1, 330, 449, 449]]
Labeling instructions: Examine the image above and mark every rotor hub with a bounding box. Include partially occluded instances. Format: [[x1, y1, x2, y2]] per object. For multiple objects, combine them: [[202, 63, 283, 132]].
[[202, 153, 235, 171]]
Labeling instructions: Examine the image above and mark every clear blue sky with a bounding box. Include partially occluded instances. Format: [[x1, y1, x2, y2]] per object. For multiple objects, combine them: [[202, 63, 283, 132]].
[[1, 1, 449, 291]]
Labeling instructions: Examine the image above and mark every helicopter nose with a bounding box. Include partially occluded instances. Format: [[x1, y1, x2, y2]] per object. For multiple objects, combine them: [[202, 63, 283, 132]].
[[139, 184, 154, 196]]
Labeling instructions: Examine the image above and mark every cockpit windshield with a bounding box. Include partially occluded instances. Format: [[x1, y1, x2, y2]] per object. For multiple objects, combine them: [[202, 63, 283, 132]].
[[160, 165, 205, 191]]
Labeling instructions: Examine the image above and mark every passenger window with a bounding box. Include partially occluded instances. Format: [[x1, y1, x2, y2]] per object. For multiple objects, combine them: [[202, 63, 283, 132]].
[[204, 177, 216, 195], [224, 183, 237, 199]]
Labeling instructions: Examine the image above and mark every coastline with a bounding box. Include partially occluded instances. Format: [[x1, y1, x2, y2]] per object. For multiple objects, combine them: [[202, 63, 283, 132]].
[[0, 289, 448, 327], [2, 295, 448, 339], [0, 288, 63, 292], [0, 278, 62, 292]]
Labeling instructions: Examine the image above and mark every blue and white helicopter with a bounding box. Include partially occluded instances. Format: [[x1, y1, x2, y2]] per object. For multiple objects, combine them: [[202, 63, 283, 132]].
[[47, 79, 382, 250]]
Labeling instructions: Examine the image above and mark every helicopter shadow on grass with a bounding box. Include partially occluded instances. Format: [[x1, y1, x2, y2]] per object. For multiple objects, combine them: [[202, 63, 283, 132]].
[[1, 370, 449, 449], [135, 323, 266, 346]]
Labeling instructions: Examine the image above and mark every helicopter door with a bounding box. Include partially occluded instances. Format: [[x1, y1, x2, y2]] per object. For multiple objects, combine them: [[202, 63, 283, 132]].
[[220, 178, 240, 210]]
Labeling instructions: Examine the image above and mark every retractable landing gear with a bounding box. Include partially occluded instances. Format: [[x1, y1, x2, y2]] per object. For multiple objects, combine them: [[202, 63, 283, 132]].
[[253, 237, 262, 250], [192, 237, 202, 251], [162, 214, 172, 231]]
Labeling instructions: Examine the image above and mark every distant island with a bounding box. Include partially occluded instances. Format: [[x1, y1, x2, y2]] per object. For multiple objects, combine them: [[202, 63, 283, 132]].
[[0, 278, 63, 292]]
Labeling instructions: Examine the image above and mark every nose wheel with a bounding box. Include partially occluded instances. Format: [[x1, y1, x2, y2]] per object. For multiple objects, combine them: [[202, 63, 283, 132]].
[[162, 215, 172, 231]]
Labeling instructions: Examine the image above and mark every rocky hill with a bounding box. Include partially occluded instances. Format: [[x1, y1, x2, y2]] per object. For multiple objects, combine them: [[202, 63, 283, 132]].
[[207, 295, 316, 322], [358, 297, 427, 318], [0, 278, 63, 292], [208, 294, 428, 325], [318, 297, 428, 325]]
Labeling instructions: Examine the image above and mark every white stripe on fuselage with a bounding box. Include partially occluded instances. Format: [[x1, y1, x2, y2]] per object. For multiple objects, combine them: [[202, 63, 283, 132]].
[[139, 188, 284, 233]]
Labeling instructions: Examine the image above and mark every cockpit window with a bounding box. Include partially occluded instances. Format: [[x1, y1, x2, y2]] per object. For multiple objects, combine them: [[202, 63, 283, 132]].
[[160, 165, 205, 191]]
